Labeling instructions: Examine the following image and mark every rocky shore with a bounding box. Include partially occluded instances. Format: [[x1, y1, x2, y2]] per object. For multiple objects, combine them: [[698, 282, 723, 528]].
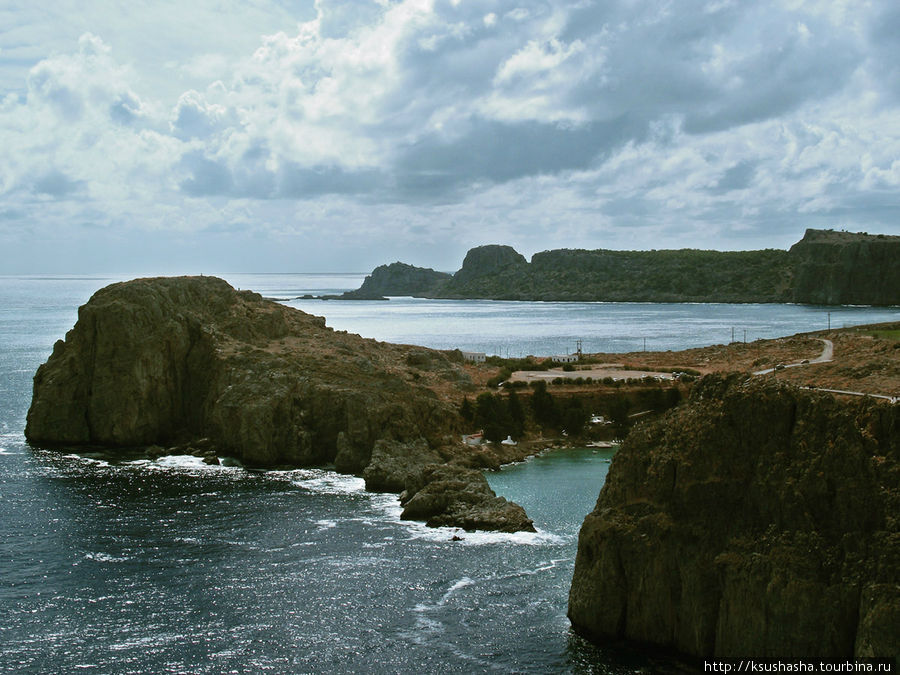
[[568, 374, 899, 661], [25, 275, 533, 533]]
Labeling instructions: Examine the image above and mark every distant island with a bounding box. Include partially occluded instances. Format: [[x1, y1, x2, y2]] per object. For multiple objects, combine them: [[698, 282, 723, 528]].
[[339, 229, 900, 305]]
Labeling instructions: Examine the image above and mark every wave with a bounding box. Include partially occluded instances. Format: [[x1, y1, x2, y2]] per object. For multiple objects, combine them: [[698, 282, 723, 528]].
[[62, 453, 110, 467], [84, 552, 130, 563], [289, 469, 366, 495]]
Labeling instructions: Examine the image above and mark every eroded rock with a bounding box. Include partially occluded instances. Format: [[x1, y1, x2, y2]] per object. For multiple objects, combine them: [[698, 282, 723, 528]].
[[400, 464, 535, 533], [25, 275, 534, 532], [568, 374, 900, 661]]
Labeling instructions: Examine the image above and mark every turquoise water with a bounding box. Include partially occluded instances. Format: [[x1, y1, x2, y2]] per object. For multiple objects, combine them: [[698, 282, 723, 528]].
[[485, 447, 615, 534], [1, 273, 896, 673]]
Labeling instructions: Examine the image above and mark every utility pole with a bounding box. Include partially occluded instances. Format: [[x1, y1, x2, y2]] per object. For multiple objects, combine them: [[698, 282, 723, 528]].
[[743, 329, 747, 343], [827, 312, 831, 331], [643, 337, 646, 352], [732, 326, 735, 343]]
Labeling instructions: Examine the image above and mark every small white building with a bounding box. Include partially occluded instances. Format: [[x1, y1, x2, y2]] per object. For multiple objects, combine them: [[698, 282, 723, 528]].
[[462, 432, 484, 446], [551, 353, 579, 363], [461, 351, 487, 363]]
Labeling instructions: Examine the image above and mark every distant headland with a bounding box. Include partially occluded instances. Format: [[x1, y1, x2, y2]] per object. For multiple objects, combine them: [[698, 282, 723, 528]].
[[338, 229, 900, 305]]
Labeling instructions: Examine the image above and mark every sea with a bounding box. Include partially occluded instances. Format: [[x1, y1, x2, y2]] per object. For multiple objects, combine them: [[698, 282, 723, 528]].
[[1, 273, 897, 674]]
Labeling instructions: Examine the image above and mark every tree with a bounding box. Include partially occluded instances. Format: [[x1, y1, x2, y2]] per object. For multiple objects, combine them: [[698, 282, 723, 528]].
[[608, 394, 632, 438], [475, 392, 512, 443], [459, 397, 474, 424], [530, 380, 558, 428], [506, 389, 525, 438], [560, 399, 588, 436]]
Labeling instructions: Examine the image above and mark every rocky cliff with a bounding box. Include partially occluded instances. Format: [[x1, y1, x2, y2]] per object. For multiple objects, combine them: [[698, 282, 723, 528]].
[[568, 375, 899, 660], [339, 261, 451, 299], [790, 229, 900, 305], [25, 276, 533, 532], [342, 229, 898, 304]]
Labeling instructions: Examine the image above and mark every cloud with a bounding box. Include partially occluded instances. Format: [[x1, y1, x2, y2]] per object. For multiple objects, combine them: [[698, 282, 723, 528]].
[[32, 169, 85, 196], [1, 0, 899, 274]]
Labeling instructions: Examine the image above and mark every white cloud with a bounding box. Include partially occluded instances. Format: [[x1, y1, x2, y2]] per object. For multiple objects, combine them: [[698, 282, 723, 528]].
[[0, 0, 899, 273]]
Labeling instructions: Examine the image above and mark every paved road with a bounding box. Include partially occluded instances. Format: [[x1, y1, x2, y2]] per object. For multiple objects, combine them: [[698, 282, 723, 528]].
[[753, 339, 833, 375], [754, 339, 897, 403]]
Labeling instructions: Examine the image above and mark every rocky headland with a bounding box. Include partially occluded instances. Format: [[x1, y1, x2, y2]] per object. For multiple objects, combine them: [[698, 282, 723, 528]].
[[24, 275, 533, 533], [789, 229, 900, 306], [337, 262, 451, 300], [340, 229, 900, 305], [568, 374, 899, 661]]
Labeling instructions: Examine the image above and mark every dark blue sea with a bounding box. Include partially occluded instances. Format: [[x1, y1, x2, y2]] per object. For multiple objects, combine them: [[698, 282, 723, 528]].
[[1, 274, 897, 674]]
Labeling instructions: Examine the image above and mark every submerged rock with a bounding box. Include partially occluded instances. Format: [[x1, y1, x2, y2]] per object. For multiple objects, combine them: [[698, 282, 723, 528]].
[[568, 374, 899, 661]]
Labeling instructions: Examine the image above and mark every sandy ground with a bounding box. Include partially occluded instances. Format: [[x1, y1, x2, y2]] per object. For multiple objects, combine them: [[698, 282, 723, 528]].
[[468, 325, 900, 401], [510, 365, 675, 383]]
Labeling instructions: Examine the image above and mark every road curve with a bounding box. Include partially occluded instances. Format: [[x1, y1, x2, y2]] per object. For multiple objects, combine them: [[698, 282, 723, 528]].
[[753, 338, 833, 376]]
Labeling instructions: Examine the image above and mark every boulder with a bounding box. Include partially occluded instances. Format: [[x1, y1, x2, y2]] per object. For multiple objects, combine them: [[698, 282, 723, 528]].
[[400, 464, 536, 533]]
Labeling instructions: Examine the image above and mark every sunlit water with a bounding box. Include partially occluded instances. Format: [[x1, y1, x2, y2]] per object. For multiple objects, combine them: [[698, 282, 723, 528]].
[[0, 274, 896, 673], [231, 272, 899, 356]]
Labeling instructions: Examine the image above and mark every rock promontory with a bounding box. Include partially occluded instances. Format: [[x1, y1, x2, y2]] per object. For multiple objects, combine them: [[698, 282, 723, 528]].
[[338, 262, 451, 299], [25, 275, 533, 532], [568, 375, 899, 661], [789, 229, 900, 305], [341, 229, 899, 304]]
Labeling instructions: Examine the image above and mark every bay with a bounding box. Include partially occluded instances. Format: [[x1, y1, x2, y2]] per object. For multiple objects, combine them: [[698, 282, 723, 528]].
[[1, 273, 896, 673]]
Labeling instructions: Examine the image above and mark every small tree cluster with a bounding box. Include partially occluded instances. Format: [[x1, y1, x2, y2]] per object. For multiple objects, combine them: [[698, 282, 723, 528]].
[[460, 390, 526, 443]]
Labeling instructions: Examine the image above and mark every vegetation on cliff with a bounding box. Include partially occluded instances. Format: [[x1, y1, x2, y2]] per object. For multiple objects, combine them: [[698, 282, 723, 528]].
[[344, 229, 900, 305], [568, 374, 899, 660], [442, 247, 793, 302]]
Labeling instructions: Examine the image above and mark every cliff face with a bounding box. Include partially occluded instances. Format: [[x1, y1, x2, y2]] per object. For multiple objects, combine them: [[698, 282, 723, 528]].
[[25, 276, 455, 468], [26, 276, 533, 531], [790, 229, 900, 305], [568, 375, 899, 660], [342, 229, 897, 304]]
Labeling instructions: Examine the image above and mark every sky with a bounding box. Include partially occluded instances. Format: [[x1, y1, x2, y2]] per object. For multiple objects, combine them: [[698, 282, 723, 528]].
[[1, 0, 899, 274]]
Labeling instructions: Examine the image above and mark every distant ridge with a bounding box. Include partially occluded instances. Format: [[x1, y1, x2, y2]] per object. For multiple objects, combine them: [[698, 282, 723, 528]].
[[340, 229, 900, 306]]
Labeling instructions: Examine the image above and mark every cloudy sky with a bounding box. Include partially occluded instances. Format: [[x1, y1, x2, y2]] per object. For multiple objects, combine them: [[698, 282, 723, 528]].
[[2, 0, 899, 273]]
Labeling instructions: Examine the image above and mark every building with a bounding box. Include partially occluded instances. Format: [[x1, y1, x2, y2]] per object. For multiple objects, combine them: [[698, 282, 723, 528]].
[[461, 351, 486, 363], [551, 353, 579, 363], [462, 432, 484, 446]]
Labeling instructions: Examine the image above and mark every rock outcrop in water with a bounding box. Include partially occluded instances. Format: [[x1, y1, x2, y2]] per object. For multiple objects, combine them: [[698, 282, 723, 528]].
[[568, 375, 899, 660], [400, 464, 536, 533], [338, 262, 451, 300], [25, 276, 533, 532]]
